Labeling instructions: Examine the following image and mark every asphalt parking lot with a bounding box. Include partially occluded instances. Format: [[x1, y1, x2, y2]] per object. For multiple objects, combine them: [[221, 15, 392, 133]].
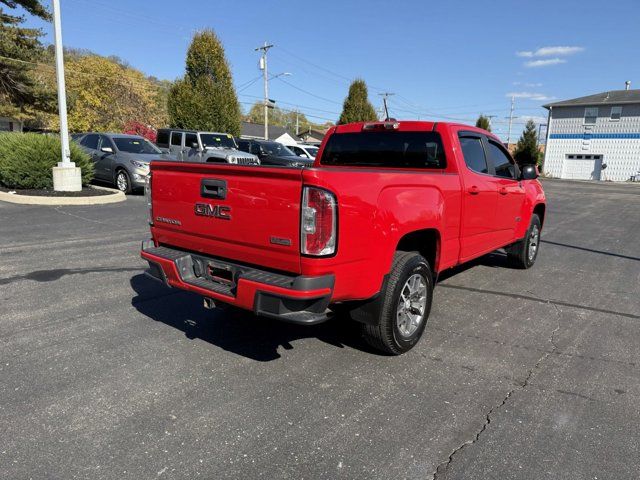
[[1, 179, 639, 479]]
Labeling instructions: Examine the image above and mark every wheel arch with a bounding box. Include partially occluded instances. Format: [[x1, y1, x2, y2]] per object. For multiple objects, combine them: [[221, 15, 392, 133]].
[[395, 228, 441, 273], [533, 203, 546, 228]]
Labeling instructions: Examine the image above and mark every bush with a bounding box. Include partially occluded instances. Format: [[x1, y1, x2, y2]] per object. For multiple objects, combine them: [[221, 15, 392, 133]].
[[123, 121, 157, 142], [0, 132, 94, 189]]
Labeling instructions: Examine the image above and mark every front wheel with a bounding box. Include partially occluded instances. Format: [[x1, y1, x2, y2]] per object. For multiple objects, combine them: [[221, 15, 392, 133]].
[[506, 213, 541, 269], [361, 252, 433, 355], [115, 169, 132, 194]]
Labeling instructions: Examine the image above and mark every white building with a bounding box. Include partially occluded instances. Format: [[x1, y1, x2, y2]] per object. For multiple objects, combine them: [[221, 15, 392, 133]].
[[542, 87, 640, 181], [0, 117, 23, 132], [240, 121, 300, 147]]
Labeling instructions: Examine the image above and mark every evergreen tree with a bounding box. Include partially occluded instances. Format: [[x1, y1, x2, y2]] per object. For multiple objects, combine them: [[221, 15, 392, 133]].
[[167, 29, 241, 136], [337, 79, 377, 124], [513, 119, 541, 165], [0, 0, 53, 118], [475, 114, 491, 131]]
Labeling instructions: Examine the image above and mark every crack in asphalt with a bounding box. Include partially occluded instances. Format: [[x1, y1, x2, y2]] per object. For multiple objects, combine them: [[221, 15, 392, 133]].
[[431, 303, 562, 480], [429, 325, 636, 368]]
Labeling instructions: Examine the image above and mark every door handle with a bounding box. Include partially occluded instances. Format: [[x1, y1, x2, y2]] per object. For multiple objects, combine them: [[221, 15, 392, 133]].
[[468, 186, 479, 195], [201, 178, 227, 199], [499, 187, 508, 195]]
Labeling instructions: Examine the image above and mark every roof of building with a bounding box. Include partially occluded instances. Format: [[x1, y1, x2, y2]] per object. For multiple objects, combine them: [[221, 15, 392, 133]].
[[299, 128, 327, 139], [240, 121, 300, 141], [543, 89, 640, 109]]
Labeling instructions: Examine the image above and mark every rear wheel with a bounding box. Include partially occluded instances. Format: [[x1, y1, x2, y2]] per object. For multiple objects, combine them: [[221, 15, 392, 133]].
[[361, 251, 433, 355], [506, 213, 541, 269], [115, 169, 132, 194]]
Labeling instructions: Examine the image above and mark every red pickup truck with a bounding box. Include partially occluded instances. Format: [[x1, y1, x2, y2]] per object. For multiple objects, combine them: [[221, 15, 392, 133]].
[[141, 121, 545, 354]]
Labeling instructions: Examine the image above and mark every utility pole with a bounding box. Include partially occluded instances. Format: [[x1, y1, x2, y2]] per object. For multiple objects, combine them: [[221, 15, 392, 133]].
[[379, 92, 394, 120], [51, 0, 81, 191], [255, 42, 273, 140], [506, 95, 515, 146], [486, 115, 497, 130]]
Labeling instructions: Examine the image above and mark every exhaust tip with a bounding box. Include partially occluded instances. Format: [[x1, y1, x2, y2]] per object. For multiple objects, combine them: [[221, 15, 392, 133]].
[[203, 297, 216, 310]]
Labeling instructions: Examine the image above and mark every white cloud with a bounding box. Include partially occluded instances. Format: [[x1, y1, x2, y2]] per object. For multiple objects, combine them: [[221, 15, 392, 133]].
[[513, 81, 543, 87], [517, 46, 584, 58], [520, 115, 548, 124], [525, 58, 566, 68], [507, 92, 555, 101], [535, 46, 584, 57]]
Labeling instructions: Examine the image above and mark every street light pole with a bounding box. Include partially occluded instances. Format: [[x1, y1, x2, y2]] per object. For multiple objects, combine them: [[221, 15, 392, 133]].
[[51, 0, 81, 191], [255, 42, 273, 140], [507, 95, 515, 146]]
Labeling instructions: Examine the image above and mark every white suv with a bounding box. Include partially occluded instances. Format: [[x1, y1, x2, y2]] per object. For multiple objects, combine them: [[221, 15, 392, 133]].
[[289, 144, 320, 160]]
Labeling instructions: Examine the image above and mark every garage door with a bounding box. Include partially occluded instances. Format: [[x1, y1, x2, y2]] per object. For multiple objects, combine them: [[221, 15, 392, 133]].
[[562, 154, 603, 180]]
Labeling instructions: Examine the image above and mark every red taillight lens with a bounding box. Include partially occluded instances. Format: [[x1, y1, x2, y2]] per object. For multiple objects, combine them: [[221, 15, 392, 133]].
[[301, 186, 336, 256]]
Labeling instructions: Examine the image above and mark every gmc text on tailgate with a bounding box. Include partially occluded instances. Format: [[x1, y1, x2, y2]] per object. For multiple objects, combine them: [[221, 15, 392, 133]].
[[141, 120, 546, 354]]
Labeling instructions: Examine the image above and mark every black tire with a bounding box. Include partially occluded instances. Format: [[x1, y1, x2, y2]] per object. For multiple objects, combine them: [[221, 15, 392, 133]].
[[506, 214, 541, 269], [361, 251, 433, 355], [115, 169, 132, 194]]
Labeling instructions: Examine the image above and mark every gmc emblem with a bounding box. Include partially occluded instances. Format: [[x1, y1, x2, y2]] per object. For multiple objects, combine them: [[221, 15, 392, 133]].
[[194, 203, 231, 220]]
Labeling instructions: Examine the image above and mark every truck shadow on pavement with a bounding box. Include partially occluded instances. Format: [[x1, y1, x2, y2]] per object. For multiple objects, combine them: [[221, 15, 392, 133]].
[[129, 274, 371, 361]]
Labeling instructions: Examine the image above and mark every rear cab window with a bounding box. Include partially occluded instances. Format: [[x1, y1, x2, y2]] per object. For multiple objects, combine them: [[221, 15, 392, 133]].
[[459, 135, 488, 174], [320, 131, 446, 169]]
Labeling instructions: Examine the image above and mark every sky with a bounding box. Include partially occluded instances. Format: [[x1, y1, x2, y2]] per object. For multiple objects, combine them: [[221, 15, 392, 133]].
[[24, 0, 640, 141]]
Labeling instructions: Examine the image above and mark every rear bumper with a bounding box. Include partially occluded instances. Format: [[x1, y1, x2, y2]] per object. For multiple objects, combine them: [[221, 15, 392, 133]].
[[140, 241, 334, 324]]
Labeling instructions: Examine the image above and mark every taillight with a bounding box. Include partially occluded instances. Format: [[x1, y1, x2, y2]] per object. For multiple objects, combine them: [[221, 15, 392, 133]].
[[145, 172, 153, 225], [301, 186, 337, 256]]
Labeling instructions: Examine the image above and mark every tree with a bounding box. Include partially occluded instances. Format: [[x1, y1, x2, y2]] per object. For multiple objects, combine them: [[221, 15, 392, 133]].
[[337, 79, 377, 125], [32, 52, 169, 132], [0, 0, 54, 119], [513, 119, 541, 165], [245, 102, 314, 133], [475, 114, 491, 132], [168, 29, 241, 136]]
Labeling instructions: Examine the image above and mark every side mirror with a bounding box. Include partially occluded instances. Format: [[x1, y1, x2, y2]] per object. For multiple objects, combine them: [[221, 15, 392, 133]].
[[101, 146, 113, 154], [520, 164, 538, 180]]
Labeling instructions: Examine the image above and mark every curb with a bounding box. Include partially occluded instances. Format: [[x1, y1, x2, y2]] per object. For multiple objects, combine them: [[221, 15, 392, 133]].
[[0, 185, 126, 205]]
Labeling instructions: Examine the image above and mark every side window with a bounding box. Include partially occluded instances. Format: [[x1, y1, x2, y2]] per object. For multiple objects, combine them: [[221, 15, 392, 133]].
[[99, 136, 113, 151], [487, 140, 515, 178], [80, 134, 99, 150], [459, 136, 488, 174], [170, 131, 183, 147], [250, 143, 261, 156], [292, 146, 303, 156], [185, 133, 198, 148], [237, 140, 249, 152], [156, 130, 169, 146]]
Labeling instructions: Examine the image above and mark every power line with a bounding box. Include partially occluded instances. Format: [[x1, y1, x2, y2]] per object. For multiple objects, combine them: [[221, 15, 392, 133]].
[[274, 76, 342, 105]]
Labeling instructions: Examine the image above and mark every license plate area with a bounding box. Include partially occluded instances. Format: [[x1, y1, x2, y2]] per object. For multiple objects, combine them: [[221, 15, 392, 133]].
[[206, 262, 234, 285]]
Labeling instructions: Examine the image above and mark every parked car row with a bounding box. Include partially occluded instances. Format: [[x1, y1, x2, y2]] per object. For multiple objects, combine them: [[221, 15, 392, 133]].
[[72, 128, 321, 193]]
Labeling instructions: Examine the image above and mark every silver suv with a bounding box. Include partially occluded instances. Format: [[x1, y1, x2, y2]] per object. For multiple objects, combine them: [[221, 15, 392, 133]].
[[156, 129, 260, 165]]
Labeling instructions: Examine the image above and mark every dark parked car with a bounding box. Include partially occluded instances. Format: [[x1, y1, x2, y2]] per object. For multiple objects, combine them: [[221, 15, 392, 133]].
[[236, 139, 313, 167], [73, 133, 174, 193]]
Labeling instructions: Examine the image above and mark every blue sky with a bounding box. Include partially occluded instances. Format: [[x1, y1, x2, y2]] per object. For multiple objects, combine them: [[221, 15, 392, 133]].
[[25, 0, 640, 140]]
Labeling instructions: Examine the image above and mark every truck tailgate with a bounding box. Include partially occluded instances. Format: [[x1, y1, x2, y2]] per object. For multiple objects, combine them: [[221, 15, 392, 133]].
[[149, 162, 303, 274]]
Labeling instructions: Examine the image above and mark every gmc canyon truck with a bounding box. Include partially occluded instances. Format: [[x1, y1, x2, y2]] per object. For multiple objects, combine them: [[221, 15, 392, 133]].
[[141, 121, 546, 354]]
